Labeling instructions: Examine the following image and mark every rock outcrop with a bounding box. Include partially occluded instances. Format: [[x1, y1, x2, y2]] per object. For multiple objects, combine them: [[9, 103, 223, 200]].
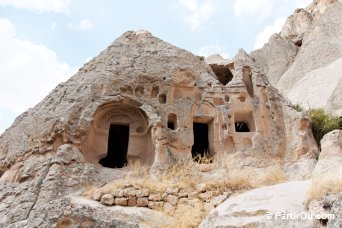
[[313, 130, 342, 175], [307, 130, 342, 228], [200, 130, 342, 228], [0, 29, 319, 226], [309, 194, 342, 228], [200, 181, 314, 227], [249, 0, 342, 116]]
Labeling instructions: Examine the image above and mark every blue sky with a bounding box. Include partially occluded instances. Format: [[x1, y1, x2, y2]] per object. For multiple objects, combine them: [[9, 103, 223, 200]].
[[0, 0, 312, 133]]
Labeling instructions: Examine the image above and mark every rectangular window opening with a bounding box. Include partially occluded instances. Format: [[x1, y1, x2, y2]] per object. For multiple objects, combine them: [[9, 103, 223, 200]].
[[235, 122, 250, 132]]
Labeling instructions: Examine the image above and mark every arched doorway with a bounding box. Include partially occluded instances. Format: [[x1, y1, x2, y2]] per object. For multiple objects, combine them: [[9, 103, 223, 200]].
[[82, 102, 153, 167]]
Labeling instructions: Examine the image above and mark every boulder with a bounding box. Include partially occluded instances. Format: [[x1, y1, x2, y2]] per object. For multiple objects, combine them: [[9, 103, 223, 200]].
[[313, 130, 342, 175], [92, 189, 104, 201], [200, 181, 314, 227], [100, 194, 114, 206]]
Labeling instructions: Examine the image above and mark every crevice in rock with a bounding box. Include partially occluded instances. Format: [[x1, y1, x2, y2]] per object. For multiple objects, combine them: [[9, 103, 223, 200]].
[[25, 162, 52, 220], [242, 66, 254, 98]]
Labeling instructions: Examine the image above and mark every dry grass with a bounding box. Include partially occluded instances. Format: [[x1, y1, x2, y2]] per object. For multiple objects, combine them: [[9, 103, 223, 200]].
[[306, 173, 342, 202], [193, 152, 213, 164], [252, 165, 288, 187], [171, 204, 205, 228], [83, 155, 288, 227], [82, 186, 98, 199]]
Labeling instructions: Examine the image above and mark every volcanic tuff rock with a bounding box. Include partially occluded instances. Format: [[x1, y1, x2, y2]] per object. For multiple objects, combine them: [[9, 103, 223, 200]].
[[200, 181, 314, 228], [203, 129, 342, 228], [250, 0, 342, 116], [313, 130, 342, 175], [0, 27, 318, 228]]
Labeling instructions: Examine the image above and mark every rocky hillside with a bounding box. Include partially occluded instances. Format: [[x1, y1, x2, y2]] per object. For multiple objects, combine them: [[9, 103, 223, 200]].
[[250, 0, 342, 116], [0, 0, 341, 227]]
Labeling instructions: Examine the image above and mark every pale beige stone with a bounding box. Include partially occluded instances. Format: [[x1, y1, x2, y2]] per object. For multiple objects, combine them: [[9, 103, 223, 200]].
[[166, 194, 178, 206], [123, 187, 136, 197], [92, 189, 104, 201], [148, 193, 162, 201], [100, 194, 114, 206], [115, 198, 128, 206], [148, 201, 164, 210], [136, 188, 149, 198], [136, 197, 149, 207], [127, 197, 137, 206], [112, 189, 124, 197]]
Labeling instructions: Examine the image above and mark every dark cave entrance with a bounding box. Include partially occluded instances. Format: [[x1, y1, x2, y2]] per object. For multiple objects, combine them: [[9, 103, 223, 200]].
[[167, 121, 175, 130], [192, 122, 209, 159], [167, 113, 177, 130], [209, 64, 234, 85], [235, 122, 250, 132], [99, 124, 129, 168]]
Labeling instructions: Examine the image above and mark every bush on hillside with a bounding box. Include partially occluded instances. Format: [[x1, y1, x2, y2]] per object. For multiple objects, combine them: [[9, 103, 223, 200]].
[[307, 108, 341, 146], [290, 105, 342, 147]]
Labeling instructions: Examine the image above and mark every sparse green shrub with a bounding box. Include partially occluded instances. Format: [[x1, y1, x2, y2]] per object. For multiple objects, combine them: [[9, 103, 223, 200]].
[[307, 108, 341, 147], [290, 105, 341, 147], [290, 104, 304, 112]]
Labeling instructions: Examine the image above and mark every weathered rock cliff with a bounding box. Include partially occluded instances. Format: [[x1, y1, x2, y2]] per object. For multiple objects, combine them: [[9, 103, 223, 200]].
[[0, 28, 319, 227], [250, 0, 342, 116]]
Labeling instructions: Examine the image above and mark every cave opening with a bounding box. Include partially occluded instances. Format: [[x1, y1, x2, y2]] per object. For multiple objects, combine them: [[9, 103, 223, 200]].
[[235, 122, 250, 132], [99, 124, 129, 168], [191, 122, 209, 159], [209, 64, 234, 85], [167, 113, 177, 130], [168, 121, 175, 130]]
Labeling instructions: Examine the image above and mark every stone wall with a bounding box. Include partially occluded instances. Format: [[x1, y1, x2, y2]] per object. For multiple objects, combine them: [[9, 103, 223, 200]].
[[92, 183, 231, 214]]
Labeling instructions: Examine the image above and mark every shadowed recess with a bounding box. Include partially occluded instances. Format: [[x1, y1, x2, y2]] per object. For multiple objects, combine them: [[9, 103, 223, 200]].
[[192, 122, 209, 158], [209, 64, 233, 85], [99, 124, 129, 168], [235, 122, 250, 132]]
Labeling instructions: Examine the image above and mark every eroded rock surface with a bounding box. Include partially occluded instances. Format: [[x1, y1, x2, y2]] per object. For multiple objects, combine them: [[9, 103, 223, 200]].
[[249, 1, 342, 116], [200, 181, 313, 228], [313, 130, 342, 175], [0, 29, 319, 226]]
